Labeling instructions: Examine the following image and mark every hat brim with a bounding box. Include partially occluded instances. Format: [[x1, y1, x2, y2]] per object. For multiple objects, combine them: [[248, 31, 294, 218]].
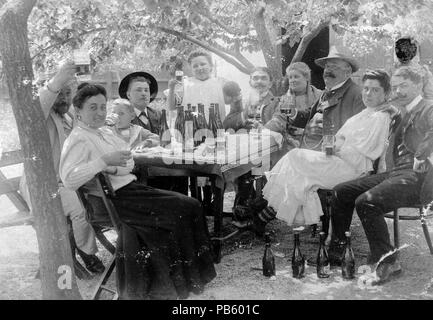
[[118, 71, 158, 102], [315, 56, 359, 73]]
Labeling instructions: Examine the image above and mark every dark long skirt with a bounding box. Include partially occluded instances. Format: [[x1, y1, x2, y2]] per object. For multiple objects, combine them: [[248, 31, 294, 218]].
[[88, 181, 216, 300]]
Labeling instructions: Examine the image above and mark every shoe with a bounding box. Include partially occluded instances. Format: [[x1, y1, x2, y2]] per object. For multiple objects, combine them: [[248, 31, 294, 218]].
[[77, 249, 105, 274], [248, 196, 268, 214], [231, 216, 266, 237], [371, 260, 402, 286], [232, 205, 254, 222]]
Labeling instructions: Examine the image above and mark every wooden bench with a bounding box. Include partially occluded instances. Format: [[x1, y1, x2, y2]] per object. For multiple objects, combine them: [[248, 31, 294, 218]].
[[0, 149, 113, 280], [0, 150, 32, 228]]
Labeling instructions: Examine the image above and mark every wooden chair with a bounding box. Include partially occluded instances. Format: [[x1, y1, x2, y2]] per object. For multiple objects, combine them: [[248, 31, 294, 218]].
[[76, 172, 121, 300], [384, 204, 433, 254], [316, 112, 401, 239]]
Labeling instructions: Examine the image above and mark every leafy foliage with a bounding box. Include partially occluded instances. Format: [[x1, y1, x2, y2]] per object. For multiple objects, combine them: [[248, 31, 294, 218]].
[[23, 0, 433, 80]]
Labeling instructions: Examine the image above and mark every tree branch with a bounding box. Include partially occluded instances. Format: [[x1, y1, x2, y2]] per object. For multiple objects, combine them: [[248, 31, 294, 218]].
[[291, 20, 330, 63], [232, 40, 255, 71], [196, 9, 241, 36], [157, 26, 253, 74], [31, 27, 107, 60], [252, 3, 279, 72]]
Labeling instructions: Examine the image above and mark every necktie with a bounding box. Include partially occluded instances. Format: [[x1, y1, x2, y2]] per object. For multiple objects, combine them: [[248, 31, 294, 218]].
[[396, 111, 411, 156], [62, 114, 73, 136]]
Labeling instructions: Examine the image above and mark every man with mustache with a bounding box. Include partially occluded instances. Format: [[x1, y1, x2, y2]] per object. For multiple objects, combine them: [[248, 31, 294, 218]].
[[228, 67, 283, 215], [243, 67, 281, 129], [284, 46, 365, 150], [243, 47, 365, 236], [329, 66, 433, 285], [19, 61, 103, 273]]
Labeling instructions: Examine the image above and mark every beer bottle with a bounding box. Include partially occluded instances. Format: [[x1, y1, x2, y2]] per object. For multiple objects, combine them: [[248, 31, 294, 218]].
[[291, 231, 305, 278], [262, 232, 276, 277], [208, 105, 218, 139], [214, 103, 224, 129], [197, 103, 207, 128], [316, 232, 330, 278], [341, 231, 356, 280], [197, 103, 207, 144], [191, 106, 200, 147], [159, 109, 171, 148], [184, 109, 194, 153], [174, 105, 185, 143]]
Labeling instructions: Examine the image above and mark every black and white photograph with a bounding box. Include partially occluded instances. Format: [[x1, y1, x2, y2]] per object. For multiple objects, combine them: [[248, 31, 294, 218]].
[[1, 0, 433, 305]]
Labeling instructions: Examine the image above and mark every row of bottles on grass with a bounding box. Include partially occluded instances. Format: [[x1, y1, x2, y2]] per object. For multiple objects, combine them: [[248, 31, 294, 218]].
[[262, 230, 355, 280]]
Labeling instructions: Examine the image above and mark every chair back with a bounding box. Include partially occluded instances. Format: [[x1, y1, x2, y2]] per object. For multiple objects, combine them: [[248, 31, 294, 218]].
[[77, 173, 122, 232]]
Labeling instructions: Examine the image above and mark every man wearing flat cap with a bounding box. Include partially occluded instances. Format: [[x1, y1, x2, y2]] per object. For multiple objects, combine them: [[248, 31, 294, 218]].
[[119, 71, 162, 134]]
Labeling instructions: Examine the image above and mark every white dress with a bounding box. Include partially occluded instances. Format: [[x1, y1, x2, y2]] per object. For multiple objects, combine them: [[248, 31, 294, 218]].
[[262, 107, 391, 226]]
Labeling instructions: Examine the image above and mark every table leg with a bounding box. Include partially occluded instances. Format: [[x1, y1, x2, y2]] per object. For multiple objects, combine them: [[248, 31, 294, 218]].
[[189, 177, 199, 200], [211, 178, 223, 264]]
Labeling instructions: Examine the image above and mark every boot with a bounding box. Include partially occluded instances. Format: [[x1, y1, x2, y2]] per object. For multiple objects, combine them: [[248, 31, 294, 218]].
[[77, 248, 105, 274]]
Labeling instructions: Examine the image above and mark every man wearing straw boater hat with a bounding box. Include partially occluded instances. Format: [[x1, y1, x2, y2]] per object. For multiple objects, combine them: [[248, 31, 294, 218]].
[[244, 46, 366, 236], [119, 71, 161, 135]]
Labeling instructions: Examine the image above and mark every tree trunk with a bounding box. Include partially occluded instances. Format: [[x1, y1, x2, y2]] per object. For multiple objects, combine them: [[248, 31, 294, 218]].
[[252, 6, 284, 95], [0, 0, 81, 300]]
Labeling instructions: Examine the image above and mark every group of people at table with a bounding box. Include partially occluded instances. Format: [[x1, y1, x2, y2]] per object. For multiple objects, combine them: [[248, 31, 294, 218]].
[[20, 37, 433, 299]]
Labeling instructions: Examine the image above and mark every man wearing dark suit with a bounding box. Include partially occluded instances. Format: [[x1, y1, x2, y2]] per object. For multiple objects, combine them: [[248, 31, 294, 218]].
[[246, 47, 365, 235], [119, 72, 188, 194], [285, 46, 365, 150], [118, 71, 161, 134], [330, 66, 433, 285]]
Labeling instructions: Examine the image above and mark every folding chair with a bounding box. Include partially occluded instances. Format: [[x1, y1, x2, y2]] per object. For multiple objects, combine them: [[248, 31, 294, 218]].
[[383, 160, 433, 255], [77, 172, 121, 300]]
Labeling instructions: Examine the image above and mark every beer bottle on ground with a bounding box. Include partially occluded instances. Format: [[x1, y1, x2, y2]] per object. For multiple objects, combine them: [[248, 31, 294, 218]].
[[316, 231, 330, 278], [292, 231, 305, 279], [341, 231, 356, 280], [263, 232, 276, 277]]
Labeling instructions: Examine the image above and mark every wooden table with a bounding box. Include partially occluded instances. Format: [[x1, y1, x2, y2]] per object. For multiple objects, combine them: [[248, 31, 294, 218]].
[[133, 133, 283, 263]]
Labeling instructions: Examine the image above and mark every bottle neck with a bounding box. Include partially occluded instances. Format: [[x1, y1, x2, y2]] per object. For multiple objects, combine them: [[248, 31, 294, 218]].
[[294, 234, 300, 246]]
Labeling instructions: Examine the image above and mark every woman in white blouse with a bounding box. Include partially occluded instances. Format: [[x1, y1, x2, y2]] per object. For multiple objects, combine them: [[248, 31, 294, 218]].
[[60, 83, 216, 300], [259, 70, 396, 227]]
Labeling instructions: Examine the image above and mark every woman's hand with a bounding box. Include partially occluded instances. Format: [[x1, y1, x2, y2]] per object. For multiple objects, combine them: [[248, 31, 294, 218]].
[[101, 151, 132, 167]]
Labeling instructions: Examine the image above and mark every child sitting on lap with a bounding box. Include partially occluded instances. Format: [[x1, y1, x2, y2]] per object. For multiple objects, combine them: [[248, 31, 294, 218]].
[[105, 98, 160, 149]]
